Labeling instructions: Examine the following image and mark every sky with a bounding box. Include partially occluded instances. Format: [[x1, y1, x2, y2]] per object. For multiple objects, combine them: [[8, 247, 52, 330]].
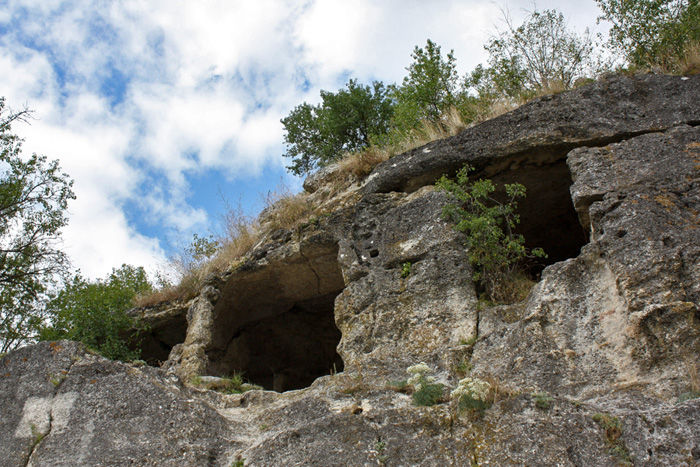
[[0, 0, 606, 280]]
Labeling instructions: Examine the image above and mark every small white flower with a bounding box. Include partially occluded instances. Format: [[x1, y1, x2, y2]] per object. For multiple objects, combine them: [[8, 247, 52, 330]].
[[407, 362, 431, 377], [452, 377, 491, 402]]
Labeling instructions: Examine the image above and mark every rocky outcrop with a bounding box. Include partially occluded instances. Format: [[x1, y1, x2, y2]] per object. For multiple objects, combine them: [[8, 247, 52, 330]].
[[2, 73, 700, 466], [0, 341, 233, 466]]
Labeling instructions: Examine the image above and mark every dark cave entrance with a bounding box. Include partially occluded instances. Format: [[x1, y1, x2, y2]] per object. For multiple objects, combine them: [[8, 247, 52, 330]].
[[206, 240, 345, 392], [482, 157, 589, 275], [131, 307, 189, 366]]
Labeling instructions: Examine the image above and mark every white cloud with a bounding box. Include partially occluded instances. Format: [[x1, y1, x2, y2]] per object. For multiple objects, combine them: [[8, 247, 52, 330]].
[[0, 0, 606, 280]]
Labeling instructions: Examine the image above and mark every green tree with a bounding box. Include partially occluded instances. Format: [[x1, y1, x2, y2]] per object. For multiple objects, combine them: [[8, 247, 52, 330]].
[[0, 98, 75, 353], [437, 165, 546, 303], [596, 0, 700, 71], [393, 39, 461, 126], [281, 79, 394, 175], [468, 8, 597, 101], [39, 264, 154, 361]]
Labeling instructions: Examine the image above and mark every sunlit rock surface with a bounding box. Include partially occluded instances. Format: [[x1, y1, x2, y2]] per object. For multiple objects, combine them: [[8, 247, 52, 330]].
[[2, 73, 700, 466]]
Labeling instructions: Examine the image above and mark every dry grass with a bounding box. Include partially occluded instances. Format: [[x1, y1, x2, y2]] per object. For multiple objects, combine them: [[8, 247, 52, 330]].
[[482, 374, 517, 406], [685, 355, 700, 394], [135, 201, 261, 307], [260, 184, 314, 231], [473, 99, 520, 123], [133, 285, 188, 308], [391, 106, 470, 156], [338, 145, 391, 178], [675, 41, 700, 75]]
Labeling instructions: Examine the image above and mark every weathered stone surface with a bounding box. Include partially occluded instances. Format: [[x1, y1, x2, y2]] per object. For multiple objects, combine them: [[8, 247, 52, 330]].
[[129, 300, 190, 365], [3, 74, 700, 466], [334, 187, 477, 377], [0, 341, 233, 467], [469, 124, 700, 403], [362, 73, 700, 195]]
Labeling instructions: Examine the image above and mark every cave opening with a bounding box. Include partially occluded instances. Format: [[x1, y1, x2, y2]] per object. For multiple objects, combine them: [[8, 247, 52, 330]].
[[131, 307, 189, 366], [483, 158, 589, 275], [206, 240, 346, 392]]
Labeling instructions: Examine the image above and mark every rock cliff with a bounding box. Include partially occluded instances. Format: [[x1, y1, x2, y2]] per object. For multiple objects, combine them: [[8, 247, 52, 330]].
[[2, 73, 700, 466]]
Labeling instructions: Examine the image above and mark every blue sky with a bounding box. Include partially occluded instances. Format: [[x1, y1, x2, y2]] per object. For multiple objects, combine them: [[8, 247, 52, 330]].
[[0, 0, 603, 279]]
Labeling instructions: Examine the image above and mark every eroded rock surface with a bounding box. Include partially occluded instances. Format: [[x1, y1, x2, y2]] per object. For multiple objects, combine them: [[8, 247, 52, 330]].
[[0, 341, 233, 467], [3, 74, 700, 466]]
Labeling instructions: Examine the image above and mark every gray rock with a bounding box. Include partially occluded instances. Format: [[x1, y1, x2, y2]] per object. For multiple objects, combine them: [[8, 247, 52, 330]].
[[362, 73, 700, 195], [1, 341, 233, 467], [3, 74, 700, 466]]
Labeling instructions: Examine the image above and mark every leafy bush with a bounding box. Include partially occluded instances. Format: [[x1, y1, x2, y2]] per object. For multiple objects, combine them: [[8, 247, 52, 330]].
[[39, 264, 153, 361], [281, 80, 394, 175], [468, 8, 599, 102], [596, 0, 700, 72], [437, 164, 546, 303]]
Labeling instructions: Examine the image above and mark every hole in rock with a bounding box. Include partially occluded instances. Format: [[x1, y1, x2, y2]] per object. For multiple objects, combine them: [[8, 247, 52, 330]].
[[132, 310, 188, 365], [206, 241, 346, 392], [484, 159, 588, 274]]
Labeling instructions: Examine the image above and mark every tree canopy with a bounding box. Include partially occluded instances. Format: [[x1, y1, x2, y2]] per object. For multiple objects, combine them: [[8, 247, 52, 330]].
[[281, 9, 606, 175], [39, 264, 154, 361], [0, 98, 75, 353], [596, 0, 700, 71], [281, 80, 394, 175], [467, 9, 597, 101]]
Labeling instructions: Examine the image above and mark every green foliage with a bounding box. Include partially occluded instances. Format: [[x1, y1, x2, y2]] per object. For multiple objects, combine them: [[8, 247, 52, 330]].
[[0, 97, 75, 353], [413, 381, 445, 407], [400, 262, 412, 278], [281, 80, 394, 175], [437, 165, 546, 303], [39, 264, 153, 361], [596, 0, 700, 71], [407, 362, 445, 406], [374, 439, 388, 465], [468, 8, 598, 102], [186, 233, 219, 264], [592, 412, 632, 466], [533, 392, 553, 410], [393, 39, 461, 126]]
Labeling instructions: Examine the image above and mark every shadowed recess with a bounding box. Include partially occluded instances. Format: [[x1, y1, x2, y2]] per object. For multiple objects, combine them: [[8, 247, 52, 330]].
[[485, 157, 589, 272], [206, 239, 345, 392]]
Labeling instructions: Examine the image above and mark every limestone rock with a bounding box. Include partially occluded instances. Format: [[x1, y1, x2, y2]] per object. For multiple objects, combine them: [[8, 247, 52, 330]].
[[363, 73, 700, 195], [3, 74, 700, 466], [0, 341, 233, 467]]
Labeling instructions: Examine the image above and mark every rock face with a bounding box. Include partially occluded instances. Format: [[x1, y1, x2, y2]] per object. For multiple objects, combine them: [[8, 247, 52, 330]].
[[0, 341, 233, 466], [2, 73, 700, 466]]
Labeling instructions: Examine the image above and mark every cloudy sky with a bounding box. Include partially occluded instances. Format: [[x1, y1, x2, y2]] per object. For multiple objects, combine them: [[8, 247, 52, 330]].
[[0, 0, 605, 279]]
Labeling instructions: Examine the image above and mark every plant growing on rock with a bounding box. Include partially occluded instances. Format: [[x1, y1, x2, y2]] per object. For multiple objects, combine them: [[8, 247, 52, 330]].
[[451, 376, 492, 412], [592, 412, 633, 466], [407, 362, 445, 406], [437, 164, 546, 303], [401, 262, 412, 278], [533, 392, 553, 410]]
